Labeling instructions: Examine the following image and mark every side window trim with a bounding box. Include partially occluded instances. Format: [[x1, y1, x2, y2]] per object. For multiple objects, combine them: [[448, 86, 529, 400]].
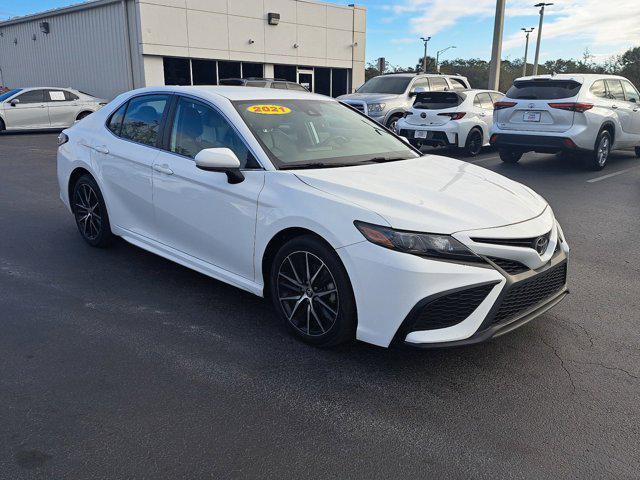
[[165, 93, 265, 170]]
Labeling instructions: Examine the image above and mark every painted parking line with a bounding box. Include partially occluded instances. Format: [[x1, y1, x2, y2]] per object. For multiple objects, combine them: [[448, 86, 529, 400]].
[[587, 166, 640, 183], [469, 155, 500, 164]]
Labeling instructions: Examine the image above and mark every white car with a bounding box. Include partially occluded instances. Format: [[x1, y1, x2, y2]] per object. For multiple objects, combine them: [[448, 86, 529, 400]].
[[396, 89, 503, 156], [57, 86, 569, 348], [490, 74, 640, 170], [0, 87, 107, 132]]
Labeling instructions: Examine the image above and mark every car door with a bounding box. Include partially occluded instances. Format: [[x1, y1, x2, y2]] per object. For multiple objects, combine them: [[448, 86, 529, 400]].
[[474, 93, 494, 138], [152, 95, 264, 280], [45, 89, 79, 127], [3, 89, 50, 129], [621, 80, 640, 135], [94, 93, 171, 238], [605, 79, 633, 139]]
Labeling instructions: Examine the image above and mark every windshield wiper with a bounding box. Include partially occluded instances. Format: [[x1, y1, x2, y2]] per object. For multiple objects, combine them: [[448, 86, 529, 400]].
[[280, 162, 354, 170], [365, 156, 410, 164]]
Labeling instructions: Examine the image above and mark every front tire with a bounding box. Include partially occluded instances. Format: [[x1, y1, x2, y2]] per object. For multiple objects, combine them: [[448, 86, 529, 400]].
[[269, 235, 356, 347], [386, 114, 403, 133], [499, 148, 523, 164], [587, 129, 611, 171], [464, 128, 483, 157], [71, 174, 114, 247]]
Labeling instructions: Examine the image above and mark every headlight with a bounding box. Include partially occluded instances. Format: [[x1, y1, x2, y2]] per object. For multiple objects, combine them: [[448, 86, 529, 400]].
[[367, 103, 386, 113], [57, 132, 69, 147], [354, 221, 482, 263]]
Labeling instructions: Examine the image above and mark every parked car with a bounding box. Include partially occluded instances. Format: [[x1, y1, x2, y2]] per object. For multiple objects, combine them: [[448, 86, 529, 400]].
[[396, 89, 503, 156], [57, 86, 569, 348], [219, 77, 309, 91], [338, 73, 471, 132], [490, 74, 640, 170], [0, 87, 107, 132]]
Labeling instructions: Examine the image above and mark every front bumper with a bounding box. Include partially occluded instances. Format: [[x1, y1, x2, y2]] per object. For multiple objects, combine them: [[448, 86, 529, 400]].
[[338, 219, 569, 348]]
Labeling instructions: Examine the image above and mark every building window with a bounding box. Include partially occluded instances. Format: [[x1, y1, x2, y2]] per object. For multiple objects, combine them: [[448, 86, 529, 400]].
[[274, 64, 297, 83], [163, 57, 191, 86], [192, 59, 217, 85], [242, 62, 264, 79], [218, 61, 241, 81], [331, 68, 349, 97], [314, 68, 331, 96]]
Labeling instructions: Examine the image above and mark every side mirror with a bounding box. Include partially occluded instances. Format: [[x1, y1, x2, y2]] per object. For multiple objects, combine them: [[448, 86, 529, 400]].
[[10, 98, 19, 107], [195, 148, 244, 184]]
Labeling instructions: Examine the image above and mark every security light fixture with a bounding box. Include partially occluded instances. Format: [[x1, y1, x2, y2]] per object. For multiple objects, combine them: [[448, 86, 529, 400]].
[[268, 13, 280, 25], [248, 39, 255, 44], [39, 21, 50, 34]]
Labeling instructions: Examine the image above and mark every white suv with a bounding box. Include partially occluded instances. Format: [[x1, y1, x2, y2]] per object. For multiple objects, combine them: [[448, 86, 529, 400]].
[[490, 74, 640, 170], [396, 89, 503, 157]]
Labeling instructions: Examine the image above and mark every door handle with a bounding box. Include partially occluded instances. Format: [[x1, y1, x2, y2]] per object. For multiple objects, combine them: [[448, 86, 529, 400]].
[[153, 164, 174, 175], [93, 145, 109, 154]]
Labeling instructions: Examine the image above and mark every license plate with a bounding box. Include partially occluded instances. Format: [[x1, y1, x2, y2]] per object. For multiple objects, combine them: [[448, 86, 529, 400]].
[[414, 130, 428, 139], [523, 111, 541, 122]]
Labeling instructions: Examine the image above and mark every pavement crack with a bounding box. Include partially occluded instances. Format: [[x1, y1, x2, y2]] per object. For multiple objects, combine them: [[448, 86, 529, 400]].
[[539, 334, 577, 394]]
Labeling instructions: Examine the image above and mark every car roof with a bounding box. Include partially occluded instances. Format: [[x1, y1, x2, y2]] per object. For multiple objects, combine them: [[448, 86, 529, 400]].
[[515, 73, 629, 83], [125, 85, 331, 102]]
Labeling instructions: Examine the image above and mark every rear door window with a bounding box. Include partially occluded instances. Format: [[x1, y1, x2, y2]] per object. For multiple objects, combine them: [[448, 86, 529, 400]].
[[449, 78, 468, 90], [107, 103, 128, 136], [245, 81, 267, 87], [120, 94, 170, 147], [287, 83, 308, 91], [475, 93, 494, 109], [271, 82, 288, 90], [605, 80, 625, 101], [506, 80, 581, 100], [621, 80, 640, 103], [429, 77, 449, 91], [64, 91, 80, 101], [46, 90, 68, 102], [589, 80, 607, 98]]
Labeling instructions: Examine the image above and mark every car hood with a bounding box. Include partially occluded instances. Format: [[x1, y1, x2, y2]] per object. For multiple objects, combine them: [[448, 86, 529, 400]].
[[293, 156, 548, 234], [338, 93, 400, 103]]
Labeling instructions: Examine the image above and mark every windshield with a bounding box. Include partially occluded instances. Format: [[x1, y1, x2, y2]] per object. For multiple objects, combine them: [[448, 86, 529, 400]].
[[233, 99, 418, 169], [0, 89, 22, 101], [356, 76, 412, 94], [506, 80, 581, 100]]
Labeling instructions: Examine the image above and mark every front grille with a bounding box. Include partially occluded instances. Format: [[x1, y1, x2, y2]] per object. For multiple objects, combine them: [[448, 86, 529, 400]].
[[410, 283, 495, 331], [487, 256, 530, 275], [493, 262, 567, 324], [472, 231, 551, 251], [345, 101, 366, 113]]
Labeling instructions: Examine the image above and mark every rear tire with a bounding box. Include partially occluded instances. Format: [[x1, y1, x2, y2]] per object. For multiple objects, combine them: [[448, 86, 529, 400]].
[[71, 174, 114, 248], [587, 129, 611, 171], [464, 128, 483, 157], [499, 148, 523, 164], [269, 235, 356, 347]]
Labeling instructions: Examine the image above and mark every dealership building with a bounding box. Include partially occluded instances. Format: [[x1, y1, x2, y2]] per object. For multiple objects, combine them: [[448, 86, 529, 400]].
[[0, 0, 366, 100]]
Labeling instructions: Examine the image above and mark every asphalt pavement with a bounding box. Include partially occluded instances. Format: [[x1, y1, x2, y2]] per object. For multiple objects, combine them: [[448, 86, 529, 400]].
[[1, 132, 639, 479]]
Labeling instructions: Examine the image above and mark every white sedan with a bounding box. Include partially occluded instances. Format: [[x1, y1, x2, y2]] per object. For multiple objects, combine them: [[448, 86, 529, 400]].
[[57, 86, 569, 348], [396, 89, 503, 156]]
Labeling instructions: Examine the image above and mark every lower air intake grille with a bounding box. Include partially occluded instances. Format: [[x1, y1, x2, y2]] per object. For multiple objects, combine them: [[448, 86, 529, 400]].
[[410, 283, 495, 331], [488, 256, 530, 275], [493, 262, 567, 324]]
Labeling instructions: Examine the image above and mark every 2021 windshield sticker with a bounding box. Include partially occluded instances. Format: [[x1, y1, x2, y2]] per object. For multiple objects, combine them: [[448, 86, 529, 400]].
[[247, 104, 292, 115]]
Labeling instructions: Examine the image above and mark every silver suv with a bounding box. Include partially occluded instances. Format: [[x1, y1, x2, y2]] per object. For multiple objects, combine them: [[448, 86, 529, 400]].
[[338, 73, 471, 131]]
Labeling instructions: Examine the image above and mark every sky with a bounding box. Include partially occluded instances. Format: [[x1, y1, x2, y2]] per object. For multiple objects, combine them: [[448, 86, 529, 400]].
[[2, 0, 639, 68]]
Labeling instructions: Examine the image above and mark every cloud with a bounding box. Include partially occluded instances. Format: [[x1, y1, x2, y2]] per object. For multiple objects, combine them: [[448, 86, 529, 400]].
[[386, 0, 640, 58], [390, 37, 416, 45]]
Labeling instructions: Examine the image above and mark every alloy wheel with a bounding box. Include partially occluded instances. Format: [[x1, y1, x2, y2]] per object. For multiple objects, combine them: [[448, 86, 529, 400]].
[[74, 183, 102, 241], [597, 135, 610, 167], [276, 251, 339, 337], [468, 131, 482, 156]]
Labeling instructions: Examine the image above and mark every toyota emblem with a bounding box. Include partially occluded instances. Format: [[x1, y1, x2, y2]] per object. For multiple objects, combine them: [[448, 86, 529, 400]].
[[528, 102, 535, 109], [535, 236, 548, 254]]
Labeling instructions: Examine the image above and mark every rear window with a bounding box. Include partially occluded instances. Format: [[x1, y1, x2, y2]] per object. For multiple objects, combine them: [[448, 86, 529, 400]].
[[219, 79, 244, 86], [413, 91, 463, 110], [506, 80, 581, 100]]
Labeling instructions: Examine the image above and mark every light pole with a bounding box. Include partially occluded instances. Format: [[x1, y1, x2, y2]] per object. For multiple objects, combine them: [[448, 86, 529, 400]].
[[532, 3, 553, 75], [436, 46, 456, 73], [488, 0, 506, 90], [420, 36, 431, 73], [521, 27, 534, 76]]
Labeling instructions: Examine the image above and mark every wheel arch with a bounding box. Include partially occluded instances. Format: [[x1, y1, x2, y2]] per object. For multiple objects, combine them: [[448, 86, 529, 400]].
[[261, 227, 335, 297], [75, 110, 94, 121], [599, 120, 616, 144]]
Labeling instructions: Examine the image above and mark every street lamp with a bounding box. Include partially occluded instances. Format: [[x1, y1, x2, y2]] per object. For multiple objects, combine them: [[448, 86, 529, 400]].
[[436, 46, 456, 73], [420, 36, 431, 73], [532, 3, 553, 75], [521, 28, 535, 76]]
